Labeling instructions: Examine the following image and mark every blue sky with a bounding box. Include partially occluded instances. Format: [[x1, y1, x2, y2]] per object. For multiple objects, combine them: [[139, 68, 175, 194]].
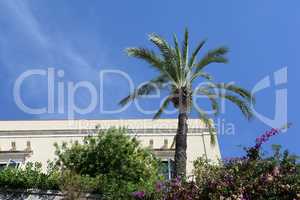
[[0, 0, 299, 158]]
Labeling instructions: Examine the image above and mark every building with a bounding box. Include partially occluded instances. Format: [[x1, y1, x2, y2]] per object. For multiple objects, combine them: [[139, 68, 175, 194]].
[[0, 119, 221, 175]]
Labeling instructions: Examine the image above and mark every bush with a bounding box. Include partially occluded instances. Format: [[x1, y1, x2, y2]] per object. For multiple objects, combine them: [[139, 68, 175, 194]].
[[59, 170, 100, 200], [193, 148, 300, 199], [136, 148, 300, 200], [134, 127, 300, 200], [0, 162, 60, 190], [55, 128, 161, 199]]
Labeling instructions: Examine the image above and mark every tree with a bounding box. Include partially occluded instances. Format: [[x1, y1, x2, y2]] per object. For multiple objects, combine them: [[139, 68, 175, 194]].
[[120, 29, 254, 177]]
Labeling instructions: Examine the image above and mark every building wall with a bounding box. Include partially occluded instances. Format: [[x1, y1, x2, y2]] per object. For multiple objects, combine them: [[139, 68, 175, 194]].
[[0, 119, 221, 175]]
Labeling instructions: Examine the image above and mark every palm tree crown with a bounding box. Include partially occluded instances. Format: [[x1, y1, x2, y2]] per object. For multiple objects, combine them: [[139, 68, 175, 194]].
[[120, 29, 254, 176]]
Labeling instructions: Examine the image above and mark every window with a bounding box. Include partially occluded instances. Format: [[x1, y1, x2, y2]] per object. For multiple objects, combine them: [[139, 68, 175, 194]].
[[149, 139, 154, 148], [160, 159, 175, 180], [0, 163, 6, 170], [0, 160, 21, 171], [0, 151, 32, 170]]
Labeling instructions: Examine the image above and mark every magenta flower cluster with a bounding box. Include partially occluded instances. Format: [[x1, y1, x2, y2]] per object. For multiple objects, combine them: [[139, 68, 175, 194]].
[[132, 191, 145, 199], [155, 181, 164, 192], [254, 128, 280, 149], [223, 156, 247, 164]]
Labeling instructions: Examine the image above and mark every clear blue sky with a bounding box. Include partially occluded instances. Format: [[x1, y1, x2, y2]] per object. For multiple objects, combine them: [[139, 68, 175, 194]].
[[0, 0, 299, 158]]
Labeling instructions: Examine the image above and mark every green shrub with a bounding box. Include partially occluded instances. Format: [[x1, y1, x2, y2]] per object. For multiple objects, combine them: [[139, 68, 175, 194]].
[[0, 162, 60, 190], [55, 128, 162, 199]]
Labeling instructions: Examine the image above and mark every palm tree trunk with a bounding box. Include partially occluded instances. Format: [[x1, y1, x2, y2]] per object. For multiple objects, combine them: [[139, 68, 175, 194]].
[[174, 111, 188, 178]]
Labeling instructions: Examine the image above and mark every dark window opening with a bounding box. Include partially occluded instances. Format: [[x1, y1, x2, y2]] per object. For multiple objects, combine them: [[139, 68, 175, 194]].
[[160, 159, 175, 180]]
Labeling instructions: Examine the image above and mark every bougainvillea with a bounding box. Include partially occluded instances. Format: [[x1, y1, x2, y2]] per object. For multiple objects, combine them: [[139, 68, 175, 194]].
[[134, 126, 300, 200]]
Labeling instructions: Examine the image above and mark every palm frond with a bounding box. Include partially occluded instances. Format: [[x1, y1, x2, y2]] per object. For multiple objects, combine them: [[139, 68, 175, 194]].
[[194, 107, 216, 145], [173, 34, 182, 82], [153, 96, 172, 119], [223, 84, 255, 104], [182, 28, 189, 67], [149, 33, 179, 83], [196, 83, 254, 120], [119, 75, 168, 106], [201, 83, 255, 104], [188, 39, 206, 68], [126, 47, 176, 84], [190, 71, 213, 81], [221, 94, 253, 120], [196, 88, 219, 116], [126, 47, 164, 69], [195, 46, 229, 73], [148, 33, 174, 62]]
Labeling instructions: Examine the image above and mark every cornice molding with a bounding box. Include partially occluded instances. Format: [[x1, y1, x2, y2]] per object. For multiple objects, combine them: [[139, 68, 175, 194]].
[[0, 128, 212, 138]]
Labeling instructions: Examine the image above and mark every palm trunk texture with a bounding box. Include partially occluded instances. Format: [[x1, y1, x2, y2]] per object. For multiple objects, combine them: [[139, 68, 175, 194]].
[[174, 112, 188, 177]]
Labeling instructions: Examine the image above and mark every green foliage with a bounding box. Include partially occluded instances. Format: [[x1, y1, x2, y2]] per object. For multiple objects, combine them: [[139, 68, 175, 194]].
[[193, 157, 221, 186], [0, 162, 60, 190], [55, 128, 161, 199]]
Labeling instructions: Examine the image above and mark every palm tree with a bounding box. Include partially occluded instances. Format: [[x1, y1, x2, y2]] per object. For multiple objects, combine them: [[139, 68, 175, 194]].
[[119, 29, 254, 177]]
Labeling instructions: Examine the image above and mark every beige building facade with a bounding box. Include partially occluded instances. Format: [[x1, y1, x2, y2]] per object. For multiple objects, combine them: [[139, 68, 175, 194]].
[[0, 119, 221, 175]]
